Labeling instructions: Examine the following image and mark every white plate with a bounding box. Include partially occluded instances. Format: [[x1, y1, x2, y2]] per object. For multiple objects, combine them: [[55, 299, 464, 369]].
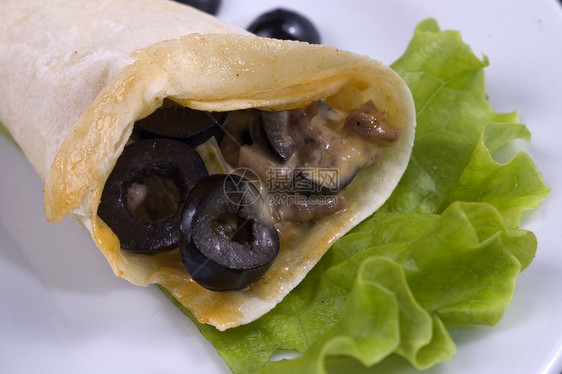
[[1, 1, 561, 373]]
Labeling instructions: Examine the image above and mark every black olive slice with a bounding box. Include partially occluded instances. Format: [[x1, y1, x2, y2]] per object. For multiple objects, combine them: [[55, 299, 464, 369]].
[[98, 138, 208, 254], [135, 102, 226, 146], [260, 111, 295, 162], [248, 111, 295, 163], [180, 174, 279, 291]]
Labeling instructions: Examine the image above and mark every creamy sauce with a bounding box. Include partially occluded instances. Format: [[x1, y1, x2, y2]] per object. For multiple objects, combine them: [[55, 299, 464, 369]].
[[94, 98, 401, 327], [221, 99, 398, 222], [115, 98, 398, 230]]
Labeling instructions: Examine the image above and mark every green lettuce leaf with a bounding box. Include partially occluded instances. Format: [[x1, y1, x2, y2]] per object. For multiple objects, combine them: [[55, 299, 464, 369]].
[[163, 202, 535, 373], [382, 19, 521, 215], [442, 122, 550, 228], [1, 15, 547, 374], [161, 18, 549, 374]]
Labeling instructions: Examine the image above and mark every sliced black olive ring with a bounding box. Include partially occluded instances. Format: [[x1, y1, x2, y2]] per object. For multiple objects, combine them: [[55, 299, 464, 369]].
[[97, 138, 208, 254], [134, 101, 226, 146], [249, 110, 295, 163], [180, 174, 280, 291]]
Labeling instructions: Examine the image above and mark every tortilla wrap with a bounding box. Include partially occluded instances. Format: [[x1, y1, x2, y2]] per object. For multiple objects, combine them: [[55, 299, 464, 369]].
[[0, 0, 415, 330]]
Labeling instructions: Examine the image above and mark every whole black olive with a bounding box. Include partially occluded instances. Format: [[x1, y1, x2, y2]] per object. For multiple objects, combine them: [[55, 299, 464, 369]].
[[173, 0, 221, 15], [135, 101, 226, 146], [247, 8, 321, 44], [98, 138, 208, 254], [180, 174, 279, 291]]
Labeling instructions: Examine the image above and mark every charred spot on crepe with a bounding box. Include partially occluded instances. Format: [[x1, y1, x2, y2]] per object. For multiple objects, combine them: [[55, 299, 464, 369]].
[[97, 138, 208, 254], [247, 8, 321, 44], [134, 99, 226, 146], [179, 174, 279, 291]]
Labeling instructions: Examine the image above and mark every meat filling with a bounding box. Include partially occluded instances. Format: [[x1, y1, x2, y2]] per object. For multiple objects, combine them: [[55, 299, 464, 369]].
[[219, 99, 399, 222], [98, 98, 400, 283], [125, 99, 398, 224]]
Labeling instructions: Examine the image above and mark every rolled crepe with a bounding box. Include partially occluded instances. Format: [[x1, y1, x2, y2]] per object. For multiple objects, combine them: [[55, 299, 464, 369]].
[[0, 0, 415, 330]]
